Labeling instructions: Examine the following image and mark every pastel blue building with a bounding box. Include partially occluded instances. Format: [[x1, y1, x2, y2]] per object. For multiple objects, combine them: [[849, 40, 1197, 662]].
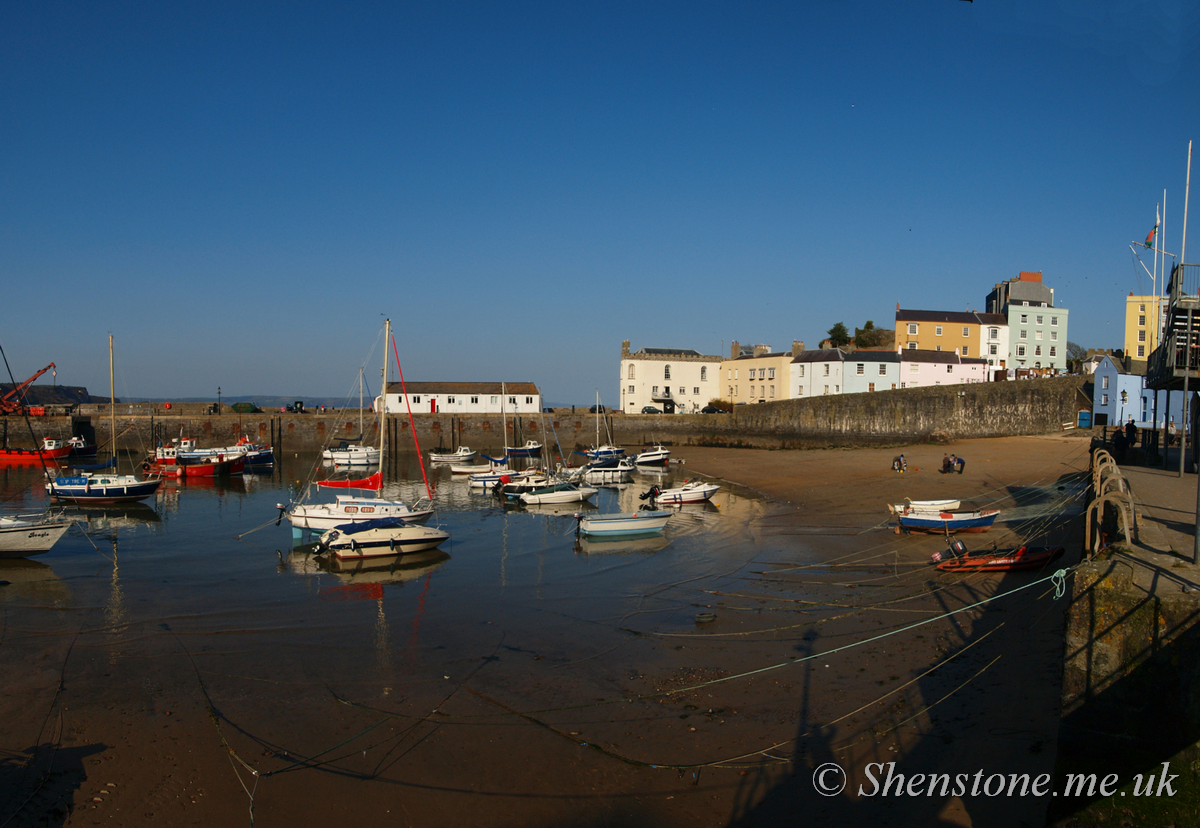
[[1092, 355, 1186, 429]]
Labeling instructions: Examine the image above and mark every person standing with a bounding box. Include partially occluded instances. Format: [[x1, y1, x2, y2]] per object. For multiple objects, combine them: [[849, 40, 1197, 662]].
[[955, 455, 966, 474]]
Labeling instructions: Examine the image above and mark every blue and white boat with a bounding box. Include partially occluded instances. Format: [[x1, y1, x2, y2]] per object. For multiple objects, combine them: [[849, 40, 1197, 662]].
[[504, 439, 543, 458], [891, 507, 1000, 534], [46, 473, 162, 505], [575, 511, 670, 537]]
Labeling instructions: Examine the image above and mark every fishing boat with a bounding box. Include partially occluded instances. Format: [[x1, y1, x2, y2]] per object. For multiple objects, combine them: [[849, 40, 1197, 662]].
[[430, 446, 476, 463], [504, 439, 543, 459], [642, 480, 720, 505], [519, 482, 598, 505], [317, 517, 450, 558], [891, 507, 1000, 534], [633, 445, 671, 467], [41, 436, 98, 459], [575, 510, 670, 537], [579, 456, 635, 484], [46, 337, 163, 505], [931, 540, 1064, 572], [282, 320, 443, 552], [0, 442, 70, 465], [0, 513, 72, 558]]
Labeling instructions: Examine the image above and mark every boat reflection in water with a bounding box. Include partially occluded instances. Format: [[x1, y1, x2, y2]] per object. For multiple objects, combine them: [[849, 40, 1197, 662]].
[[574, 534, 671, 556], [65, 503, 162, 533], [319, 549, 451, 587], [0, 558, 69, 601]]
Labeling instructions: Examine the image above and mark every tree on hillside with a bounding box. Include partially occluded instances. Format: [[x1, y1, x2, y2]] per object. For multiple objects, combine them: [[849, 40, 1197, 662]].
[[1066, 341, 1087, 361], [854, 320, 891, 349], [826, 322, 852, 347]]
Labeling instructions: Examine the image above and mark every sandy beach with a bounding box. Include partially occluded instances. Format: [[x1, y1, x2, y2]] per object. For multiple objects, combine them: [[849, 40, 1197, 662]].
[[0, 434, 1093, 827]]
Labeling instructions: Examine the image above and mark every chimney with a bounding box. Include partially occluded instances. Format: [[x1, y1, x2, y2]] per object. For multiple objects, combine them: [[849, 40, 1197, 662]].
[[753, 344, 770, 357], [792, 340, 804, 357], [621, 340, 630, 358], [730, 340, 739, 359]]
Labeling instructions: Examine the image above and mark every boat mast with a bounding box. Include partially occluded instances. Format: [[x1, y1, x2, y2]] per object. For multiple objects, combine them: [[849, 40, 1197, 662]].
[[380, 319, 390, 499], [109, 335, 116, 471], [359, 367, 364, 438]]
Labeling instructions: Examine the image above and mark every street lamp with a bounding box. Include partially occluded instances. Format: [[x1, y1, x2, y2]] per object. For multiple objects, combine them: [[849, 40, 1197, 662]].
[[217, 387, 221, 413]]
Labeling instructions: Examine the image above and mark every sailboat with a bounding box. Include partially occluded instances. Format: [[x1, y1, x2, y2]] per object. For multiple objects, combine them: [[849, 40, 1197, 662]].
[[45, 337, 163, 505], [501, 382, 542, 458], [322, 368, 381, 465], [314, 319, 449, 559], [582, 392, 624, 461], [280, 322, 439, 534]]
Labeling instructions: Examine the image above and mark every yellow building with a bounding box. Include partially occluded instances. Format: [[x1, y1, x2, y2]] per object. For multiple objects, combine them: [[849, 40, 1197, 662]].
[[719, 341, 804, 404], [1124, 294, 1162, 361], [894, 309, 982, 358]]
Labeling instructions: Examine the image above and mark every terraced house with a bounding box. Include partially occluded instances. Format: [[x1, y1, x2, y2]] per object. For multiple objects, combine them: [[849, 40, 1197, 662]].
[[895, 307, 1009, 377], [720, 341, 805, 404], [985, 270, 1069, 372]]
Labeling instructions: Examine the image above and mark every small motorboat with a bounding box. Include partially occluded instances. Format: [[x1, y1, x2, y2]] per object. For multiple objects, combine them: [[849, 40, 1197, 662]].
[[322, 441, 381, 466], [317, 517, 450, 559], [430, 446, 477, 463], [519, 482, 598, 505], [504, 440, 543, 458], [892, 508, 1000, 534], [575, 511, 670, 538], [889, 499, 962, 514], [580, 457, 635, 484], [633, 445, 671, 467], [583, 444, 625, 461], [931, 540, 1064, 572], [642, 480, 720, 505], [0, 513, 73, 557]]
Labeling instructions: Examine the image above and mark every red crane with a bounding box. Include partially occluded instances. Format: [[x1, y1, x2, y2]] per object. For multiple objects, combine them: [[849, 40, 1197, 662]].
[[1, 363, 56, 415]]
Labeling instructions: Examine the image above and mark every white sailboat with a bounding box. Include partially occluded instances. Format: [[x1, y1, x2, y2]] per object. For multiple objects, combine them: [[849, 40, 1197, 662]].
[[322, 369, 381, 465], [314, 319, 449, 559], [282, 321, 438, 535]]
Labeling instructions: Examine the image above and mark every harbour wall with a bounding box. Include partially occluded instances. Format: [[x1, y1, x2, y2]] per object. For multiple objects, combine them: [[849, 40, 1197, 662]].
[[10, 376, 1088, 454]]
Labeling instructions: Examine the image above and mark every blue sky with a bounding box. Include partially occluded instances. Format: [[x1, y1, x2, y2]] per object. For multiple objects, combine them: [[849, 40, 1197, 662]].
[[3, 2, 1199, 405]]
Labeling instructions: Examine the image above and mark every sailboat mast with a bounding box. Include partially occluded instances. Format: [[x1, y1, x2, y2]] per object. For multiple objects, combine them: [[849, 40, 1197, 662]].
[[380, 319, 390, 497], [109, 335, 116, 470], [359, 367, 364, 437]]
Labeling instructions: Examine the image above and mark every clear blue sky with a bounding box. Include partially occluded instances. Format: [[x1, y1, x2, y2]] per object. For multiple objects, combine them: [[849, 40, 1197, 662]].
[[3, 2, 1199, 405]]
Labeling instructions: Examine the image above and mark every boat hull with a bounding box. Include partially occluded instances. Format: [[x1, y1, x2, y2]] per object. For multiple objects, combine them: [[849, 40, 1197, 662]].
[[504, 443, 543, 458], [318, 521, 450, 559], [577, 511, 670, 537], [896, 509, 1000, 533], [47, 475, 162, 504], [519, 485, 598, 505], [0, 446, 71, 464], [0, 517, 71, 557], [650, 481, 719, 504], [284, 497, 434, 531], [934, 545, 1064, 572]]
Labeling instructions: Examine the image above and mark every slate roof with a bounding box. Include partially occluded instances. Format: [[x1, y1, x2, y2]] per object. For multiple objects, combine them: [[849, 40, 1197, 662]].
[[383, 382, 540, 395]]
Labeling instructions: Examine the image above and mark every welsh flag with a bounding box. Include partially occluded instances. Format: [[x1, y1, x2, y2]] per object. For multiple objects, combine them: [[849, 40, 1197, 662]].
[[1145, 206, 1160, 248]]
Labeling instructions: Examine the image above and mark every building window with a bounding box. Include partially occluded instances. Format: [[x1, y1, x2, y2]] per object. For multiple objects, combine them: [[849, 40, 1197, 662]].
[[879, 364, 886, 375], [989, 327, 999, 339], [1102, 393, 1109, 405], [1020, 314, 1028, 324], [907, 342, 917, 350], [1137, 345, 1145, 357], [679, 387, 685, 395], [963, 346, 969, 356], [693, 387, 699, 395], [664, 365, 671, 380], [652, 386, 658, 394], [769, 385, 775, 398], [989, 344, 997, 355], [823, 385, 829, 395], [1138, 315, 1146, 326], [447, 396, 455, 404], [471, 396, 479, 404], [1051, 331, 1058, 341], [628, 364, 635, 379], [823, 364, 830, 376], [1017, 344, 1026, 357], [936, 325, 943, 336], [760, 385, 765, 398], [856, 364, 864, 375], [628, 385, 635, 395], [798, 385, 804, 395], [1138, 330, 1147, 342], [1102, 376, 1109, 389], [962, 327, 969, 337], [936, 346, 942, 351], [947, 365, 953, 373], [508, 396, 516, 405], [413, 396, 421, 404], [1036, 331, 1043, 340], [1020, 330, 1027, 339], [700, 366, 707, 381], [1036, 315, 1044, 325], [734, 369, 738, 380], [526, 396, 533, 405], [1035, 346, 1042, 356], [1139, 303, 1146, 312], [768, 367, 775, 380], [1051, 316, 1058, 326], [907, 323, 918, 335], [1050, 346, 1057, 357], [909, 364, 919, 374], [798, 365, 805, 377], [869, 382, 876, 392]]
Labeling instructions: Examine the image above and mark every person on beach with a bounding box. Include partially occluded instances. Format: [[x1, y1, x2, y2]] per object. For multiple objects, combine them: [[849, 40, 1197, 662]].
[[955, 455, 966, 474], [892, 455, 907, 473], [941, 454, 953, 473]]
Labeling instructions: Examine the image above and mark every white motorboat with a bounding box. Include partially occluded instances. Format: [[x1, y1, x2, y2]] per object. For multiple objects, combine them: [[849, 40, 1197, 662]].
[[322, 442, 381, 465], [0, 514, 72, 558], [519, 482, 598, 505], [317, 517, 450, 559], [633, 445, 671, 466], [430, 446, 477, 463], [282, 495, 434, 531], [644, 480, 720, 505], [580, 457, 635, 484], [575, 511, 670, 537]]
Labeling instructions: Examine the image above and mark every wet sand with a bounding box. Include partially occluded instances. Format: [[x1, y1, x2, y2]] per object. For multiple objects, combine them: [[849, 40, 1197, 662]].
[[0, 435, 1093, 827]]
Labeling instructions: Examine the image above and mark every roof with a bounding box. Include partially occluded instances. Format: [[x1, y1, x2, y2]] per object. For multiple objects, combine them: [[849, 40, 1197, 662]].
[[896, 309, 984, 325], [974, 312, 1008, 326], [731, 351, 792, 361], [902, 351, 989, 366], [383, 381, 540, 395], [635, 347, 703, 356], [792, 348, 899, 364]]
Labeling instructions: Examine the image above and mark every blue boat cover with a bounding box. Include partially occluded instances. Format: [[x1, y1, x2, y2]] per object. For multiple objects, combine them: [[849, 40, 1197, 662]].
[[333, 516, 410, 535], [53, 477, 89, 486], [479, 454, 508, 465]]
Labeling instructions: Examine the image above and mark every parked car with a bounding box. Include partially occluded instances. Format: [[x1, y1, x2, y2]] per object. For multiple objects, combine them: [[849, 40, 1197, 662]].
[[641, 406, 661, 414], [589, 404, 606, 413], [700, 406, 721, 414]]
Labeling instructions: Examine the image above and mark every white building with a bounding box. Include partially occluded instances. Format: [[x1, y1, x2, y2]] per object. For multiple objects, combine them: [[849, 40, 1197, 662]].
[[620, 341, 722, 413], [985, 271, 1069, 372], [376, 382, 541, 415], [900, 351, 989, 387], [792, 349, 901, 397]]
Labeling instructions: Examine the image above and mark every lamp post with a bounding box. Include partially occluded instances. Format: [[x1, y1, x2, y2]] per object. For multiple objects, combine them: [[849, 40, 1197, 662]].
[[217, 386, 221, 413]]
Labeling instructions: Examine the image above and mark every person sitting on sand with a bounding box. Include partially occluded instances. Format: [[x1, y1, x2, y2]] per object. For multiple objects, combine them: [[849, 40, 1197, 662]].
[[941, 454, 953, 474]]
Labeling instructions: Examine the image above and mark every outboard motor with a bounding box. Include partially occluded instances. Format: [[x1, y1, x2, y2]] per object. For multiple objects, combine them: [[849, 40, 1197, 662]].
[[930, 538, 968, 564], [639, 485, 660, 502]]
